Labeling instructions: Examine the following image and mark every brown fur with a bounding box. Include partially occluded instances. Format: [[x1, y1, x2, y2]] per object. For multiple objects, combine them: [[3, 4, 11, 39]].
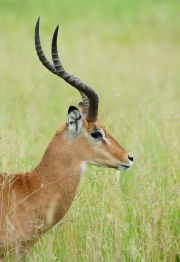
[[0, 116, 131, 260]]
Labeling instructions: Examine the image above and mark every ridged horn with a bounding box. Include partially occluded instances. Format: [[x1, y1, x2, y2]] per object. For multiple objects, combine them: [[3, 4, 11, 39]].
[[35, 18, 56, 75], [35, 18, 99, 122]]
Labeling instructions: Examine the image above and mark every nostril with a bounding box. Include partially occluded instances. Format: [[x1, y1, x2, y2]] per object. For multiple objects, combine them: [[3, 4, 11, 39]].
[[128, 155, 133, 162]]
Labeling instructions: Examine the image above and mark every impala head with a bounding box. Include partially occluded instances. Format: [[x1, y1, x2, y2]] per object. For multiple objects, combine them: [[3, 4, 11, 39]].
[[35, 18, 133, 171]]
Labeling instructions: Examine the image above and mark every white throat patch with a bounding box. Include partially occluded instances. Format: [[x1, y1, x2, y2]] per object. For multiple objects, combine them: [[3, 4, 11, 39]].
[[81, 162, 87, 173]]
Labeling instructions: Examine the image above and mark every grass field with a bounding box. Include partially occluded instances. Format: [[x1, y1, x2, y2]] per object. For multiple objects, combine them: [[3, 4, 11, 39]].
[[0, 0, 180, 261]]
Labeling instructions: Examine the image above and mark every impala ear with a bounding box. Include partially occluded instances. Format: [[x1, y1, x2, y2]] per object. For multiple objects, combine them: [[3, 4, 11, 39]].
[[78, 102, 84, 113], [66, 106, 82, 133]]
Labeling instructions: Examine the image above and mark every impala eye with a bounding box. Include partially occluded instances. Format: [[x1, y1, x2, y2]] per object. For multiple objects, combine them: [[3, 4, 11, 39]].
[[91, 131, 103, 140]]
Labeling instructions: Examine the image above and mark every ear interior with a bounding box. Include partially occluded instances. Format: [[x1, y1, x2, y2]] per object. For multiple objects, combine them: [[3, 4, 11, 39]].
[[66, 106, 82, 133]]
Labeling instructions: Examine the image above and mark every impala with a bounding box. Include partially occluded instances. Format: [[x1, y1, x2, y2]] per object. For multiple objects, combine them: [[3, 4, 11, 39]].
[[0, 18, 133, 260]]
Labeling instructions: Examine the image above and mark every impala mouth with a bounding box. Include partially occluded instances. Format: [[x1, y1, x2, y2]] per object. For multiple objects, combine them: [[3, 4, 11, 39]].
[[118, 164, 132, 171]]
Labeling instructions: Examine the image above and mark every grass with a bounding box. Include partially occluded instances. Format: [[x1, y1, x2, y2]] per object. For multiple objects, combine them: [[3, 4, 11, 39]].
[[0, 0, 180, 261]]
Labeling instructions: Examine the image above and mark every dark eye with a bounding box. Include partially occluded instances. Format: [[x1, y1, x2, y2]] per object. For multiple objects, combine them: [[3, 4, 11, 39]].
[[91, 131, 103, 140]]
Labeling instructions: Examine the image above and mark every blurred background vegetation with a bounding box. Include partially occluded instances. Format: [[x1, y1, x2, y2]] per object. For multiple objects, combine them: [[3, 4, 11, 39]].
[[0, 0, 180, 261]]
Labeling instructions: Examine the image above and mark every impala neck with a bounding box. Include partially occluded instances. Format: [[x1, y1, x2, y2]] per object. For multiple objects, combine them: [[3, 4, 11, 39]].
[[30, 129, 84, 227]]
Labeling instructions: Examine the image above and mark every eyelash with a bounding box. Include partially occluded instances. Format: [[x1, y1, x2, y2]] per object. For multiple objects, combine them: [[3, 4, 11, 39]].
[[90, 131, 103, 140]]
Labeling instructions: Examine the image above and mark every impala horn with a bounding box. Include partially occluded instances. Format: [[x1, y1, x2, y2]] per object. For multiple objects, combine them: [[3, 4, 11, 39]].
[[35, 17, 99, 122]]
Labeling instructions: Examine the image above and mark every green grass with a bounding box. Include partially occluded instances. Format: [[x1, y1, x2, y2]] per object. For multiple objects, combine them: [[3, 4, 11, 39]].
[[0, 0, 180, 261]]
